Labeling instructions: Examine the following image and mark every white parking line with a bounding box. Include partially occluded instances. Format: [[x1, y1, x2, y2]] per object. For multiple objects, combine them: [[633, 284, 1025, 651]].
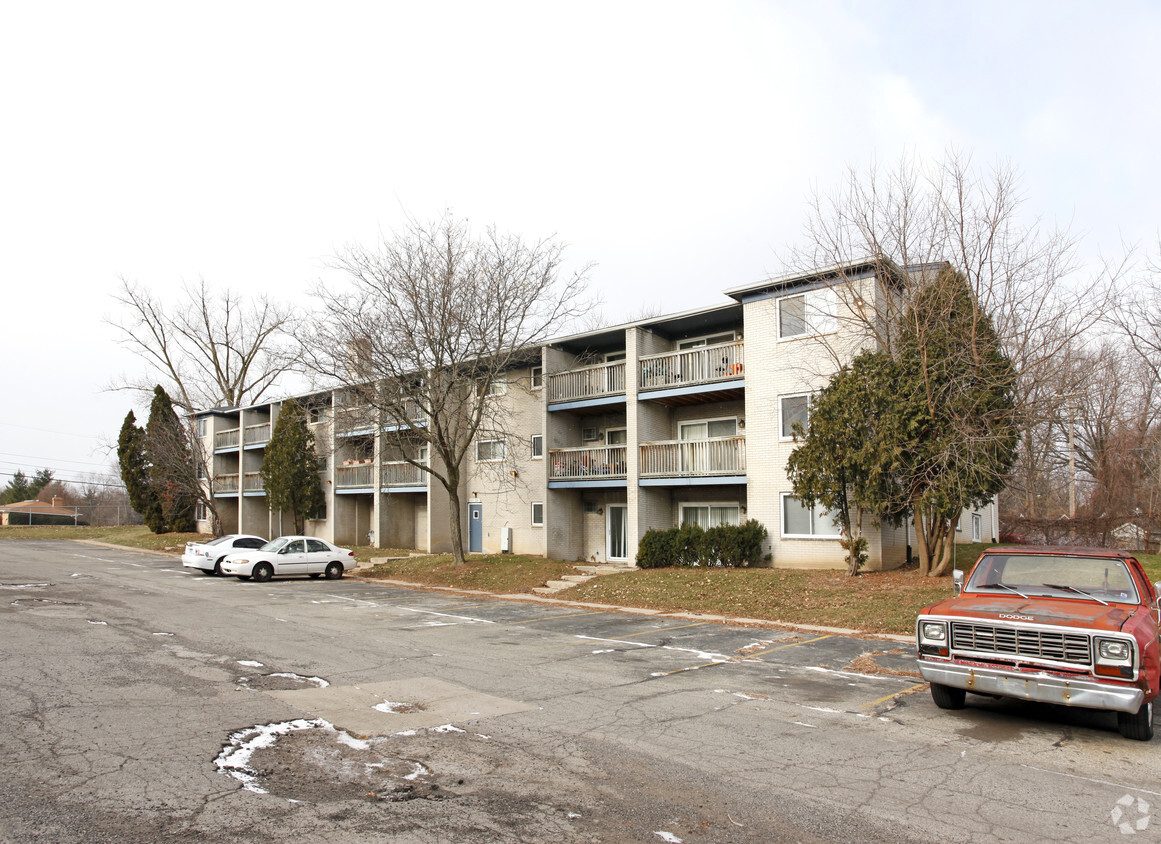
[[397, 607, 496, 624], [1020, 764, 1161, 796]]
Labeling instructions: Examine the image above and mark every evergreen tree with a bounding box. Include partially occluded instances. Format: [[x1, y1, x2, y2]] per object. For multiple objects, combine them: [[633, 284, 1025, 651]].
[[0, 470, 30, 505], [118, 410, 164, 531], [260, 398, 325, 534], [146, 386, 196, 533]]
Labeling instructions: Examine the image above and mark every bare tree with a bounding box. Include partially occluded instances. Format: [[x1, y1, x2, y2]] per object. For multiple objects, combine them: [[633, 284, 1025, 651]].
[[784, 152, 1120, 573], [108, 279, 303, 536], [307, 214, 592, 564]]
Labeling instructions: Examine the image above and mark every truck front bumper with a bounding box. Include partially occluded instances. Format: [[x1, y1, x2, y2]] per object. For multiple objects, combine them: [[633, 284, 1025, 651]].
[[918, 661, 1145, 713]]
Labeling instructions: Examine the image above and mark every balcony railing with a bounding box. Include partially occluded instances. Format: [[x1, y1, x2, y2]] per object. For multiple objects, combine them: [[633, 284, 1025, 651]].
[[243, 422, 271, 446], [549, 446, 628, 480], [242, 472, 264, 492], [381, 461, 427, 487], [336, 463, 375, 489], [215, 428, 240, 450], [639, 341, 744, 391], [335, 405, 376, 436], [548, 361, 626, 403], [639, 436, 746, 477], [213, 474, 239, 494]]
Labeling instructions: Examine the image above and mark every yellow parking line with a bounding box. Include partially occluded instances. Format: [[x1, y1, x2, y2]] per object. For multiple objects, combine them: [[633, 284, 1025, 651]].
[[613, 621, 712, 638], [744, 634, 833, 658], [863, 682, 928, 709]]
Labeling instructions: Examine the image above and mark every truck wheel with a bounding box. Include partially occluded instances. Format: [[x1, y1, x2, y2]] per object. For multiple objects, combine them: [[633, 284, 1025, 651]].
[[1117, 701, 1154, 741], [930, 682, 966, 710]]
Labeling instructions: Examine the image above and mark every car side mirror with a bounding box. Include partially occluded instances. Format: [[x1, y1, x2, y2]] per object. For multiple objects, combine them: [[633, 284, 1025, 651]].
[[953, 569, 964, 595]]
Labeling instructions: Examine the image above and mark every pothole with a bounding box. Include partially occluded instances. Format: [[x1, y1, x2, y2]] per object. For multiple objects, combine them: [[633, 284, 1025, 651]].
[[237, 672, 330, 691], [215, 719, 455, 803], [373, 700, 426, 714]]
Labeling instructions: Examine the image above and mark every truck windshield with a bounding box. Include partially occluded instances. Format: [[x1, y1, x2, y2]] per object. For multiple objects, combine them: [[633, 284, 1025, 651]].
[[965, 554, 1139, 603]]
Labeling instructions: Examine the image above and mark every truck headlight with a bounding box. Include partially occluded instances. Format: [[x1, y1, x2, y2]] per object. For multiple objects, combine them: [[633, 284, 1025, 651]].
[[920, 621, 947, 642], [1097, 639, 1130, 661]]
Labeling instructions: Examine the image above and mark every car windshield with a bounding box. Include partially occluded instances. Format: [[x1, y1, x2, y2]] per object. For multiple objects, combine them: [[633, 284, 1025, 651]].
[[965, 554, 1140, 604], [260, 538, 290, 552]]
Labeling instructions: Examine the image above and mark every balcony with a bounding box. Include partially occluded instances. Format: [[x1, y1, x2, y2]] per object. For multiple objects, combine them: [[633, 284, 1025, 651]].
[[242, 472, 264, 493], [335, 405, 376, 437], [336, 463, 375, 489], [243, 423, 271, 447], [213, 474, 239, 494], [548, 361, 626, 405], [214, 428, 240, 451], [382, 401, 427, 432], [381, 461, 427, 488], [639, 341, 744, 392], [549, 445, 628, 481], [639, 437, 746, 481]]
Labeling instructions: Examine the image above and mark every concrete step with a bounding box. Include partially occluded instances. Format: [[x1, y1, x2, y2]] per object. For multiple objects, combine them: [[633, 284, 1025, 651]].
[[543, 580, 578, 590], [560, 574, 595, 583]]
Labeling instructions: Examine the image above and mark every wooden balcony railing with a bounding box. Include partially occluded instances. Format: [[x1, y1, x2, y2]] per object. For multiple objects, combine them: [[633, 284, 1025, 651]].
[[639, 341, 744, 391], [243, 423, 271, 446], [381, 461, 427, 487], [242, 472, 264, 492], [336, 463, 375, 489], [549, 446, 628, 480], [213, 474, 239, 493], [214, 428, 240, 450], [639, 437, 746, 477], [548, 361, 626, 403]]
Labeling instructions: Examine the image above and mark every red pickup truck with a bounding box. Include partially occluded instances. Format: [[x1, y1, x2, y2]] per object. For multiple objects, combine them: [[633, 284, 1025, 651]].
[[916, 547, 1160, 740]]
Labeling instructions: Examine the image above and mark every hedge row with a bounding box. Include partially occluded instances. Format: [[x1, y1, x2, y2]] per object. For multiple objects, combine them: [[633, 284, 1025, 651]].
[[636, 520, 768, 568]]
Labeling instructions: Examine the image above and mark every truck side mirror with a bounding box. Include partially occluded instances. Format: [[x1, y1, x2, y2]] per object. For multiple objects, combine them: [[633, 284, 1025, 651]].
[[953, 569, 964, 595]]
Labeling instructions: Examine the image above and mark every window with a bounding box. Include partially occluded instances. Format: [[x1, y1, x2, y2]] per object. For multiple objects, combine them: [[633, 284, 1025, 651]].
[[196, 417, 208, 437], [308, 406, 329, 425], [678, 331, 736, 350], [476, 439, 506, 462], [530, 366, 543, 389], [196, 462, 205, 480], [780, 395, 810, 439], [778, 288, 835, 339], [679, 418, 737, 440], [478, 378, 506, 398], [972, 513, 982, 542], [531, 435, 543, 459], [606, 428, 627, 445], [680, 503, 740, 528], [605, 351, 627, 362], [306, 539, 330, 553], [532, 502, 544, 527], [781, 494, 842, 537], [195, 502, 206, 521]]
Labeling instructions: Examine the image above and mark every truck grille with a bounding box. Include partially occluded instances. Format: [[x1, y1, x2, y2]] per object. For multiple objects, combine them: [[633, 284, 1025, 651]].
[[950, 622, 1092, 665]]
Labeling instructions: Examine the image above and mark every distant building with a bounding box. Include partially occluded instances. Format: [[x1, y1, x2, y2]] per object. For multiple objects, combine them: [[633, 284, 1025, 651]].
[[0, 497, 77, 526]]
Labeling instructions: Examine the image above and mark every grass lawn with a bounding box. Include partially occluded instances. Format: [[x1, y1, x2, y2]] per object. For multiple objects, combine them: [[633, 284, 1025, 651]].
[[6, 527, 1159, 637]]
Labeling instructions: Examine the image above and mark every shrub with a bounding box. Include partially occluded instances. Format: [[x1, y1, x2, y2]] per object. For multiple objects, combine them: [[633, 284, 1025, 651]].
[[635, 520, 769, 568]]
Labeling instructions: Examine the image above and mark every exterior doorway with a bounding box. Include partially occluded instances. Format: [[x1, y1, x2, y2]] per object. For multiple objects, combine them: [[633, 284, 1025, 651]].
[[607, 504, 628, 562]]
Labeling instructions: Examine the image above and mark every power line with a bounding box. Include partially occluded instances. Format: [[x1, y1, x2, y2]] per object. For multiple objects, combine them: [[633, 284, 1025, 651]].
[[0, 419, 102, 440], [0, 452, 113, 469], [0, 471, 124, 489]]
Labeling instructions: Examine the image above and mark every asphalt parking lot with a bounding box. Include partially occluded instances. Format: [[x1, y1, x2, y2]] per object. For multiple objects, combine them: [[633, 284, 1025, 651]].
[[4, 540, 1160, 843]]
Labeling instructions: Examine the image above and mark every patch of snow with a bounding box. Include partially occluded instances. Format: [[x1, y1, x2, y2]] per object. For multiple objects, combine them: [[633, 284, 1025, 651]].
[[336, 732, 370, 750], [476, 734, 491, 739], [372, 700, 410, 714], [393, 729, 418, 737], [268, 672, 329, 688], [591, 649, 614, 654], [431, 724, 465, 734], [237, 660, 264, 668], [0, 583, 49, 590], [87, 620, 107, 625], [403, 761, 430, 781], [568, 812, 581, 819], [655, 832, 683, 843], [152, 632, 174, 636], [215, 718, 328, 793]]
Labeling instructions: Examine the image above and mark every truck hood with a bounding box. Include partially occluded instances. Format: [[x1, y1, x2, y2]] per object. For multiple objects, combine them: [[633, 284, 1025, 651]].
[[926, 594, 1136, 633]]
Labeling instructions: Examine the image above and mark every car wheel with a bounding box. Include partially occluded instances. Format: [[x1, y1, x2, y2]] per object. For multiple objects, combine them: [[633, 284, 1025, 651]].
[[1117, 701, 1154, 741], [930, 682, 966, 710], [324, 562, 344, 580], [212, 558, 226, 576], [251, 562, 274, 583]]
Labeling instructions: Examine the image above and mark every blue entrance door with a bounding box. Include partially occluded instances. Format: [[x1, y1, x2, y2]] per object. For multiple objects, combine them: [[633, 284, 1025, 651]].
[[469, 503, 482, 552]]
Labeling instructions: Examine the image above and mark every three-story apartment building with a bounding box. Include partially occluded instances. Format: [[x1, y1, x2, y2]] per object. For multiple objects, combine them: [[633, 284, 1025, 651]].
[[194, 260, 997, 570]]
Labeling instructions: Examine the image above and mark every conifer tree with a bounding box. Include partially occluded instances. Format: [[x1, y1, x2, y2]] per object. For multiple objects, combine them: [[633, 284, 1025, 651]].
[[260, 398, 325, 534], [118, 410, 164, 531], [146, 386, 197, 533]]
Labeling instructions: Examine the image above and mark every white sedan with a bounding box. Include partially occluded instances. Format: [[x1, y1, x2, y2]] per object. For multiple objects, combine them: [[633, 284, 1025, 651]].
[[182, 534, 268, 576], [220, 536, 357, 582]]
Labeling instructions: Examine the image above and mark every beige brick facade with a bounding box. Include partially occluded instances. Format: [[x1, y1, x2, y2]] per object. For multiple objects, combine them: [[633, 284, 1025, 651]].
[[195, 260, 996, 570]]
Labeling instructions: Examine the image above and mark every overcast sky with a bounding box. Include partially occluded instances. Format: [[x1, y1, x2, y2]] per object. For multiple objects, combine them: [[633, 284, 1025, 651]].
[[2, 1, 1159, 491]]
